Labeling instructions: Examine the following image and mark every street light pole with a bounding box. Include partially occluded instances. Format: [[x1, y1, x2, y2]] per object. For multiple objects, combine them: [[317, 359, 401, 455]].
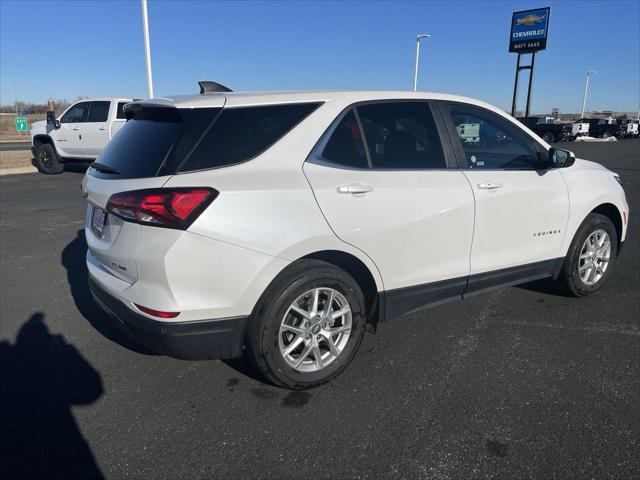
[[580, 70, 597, 119], [141, 0, 154, 98], [413, 34, 431, 91]]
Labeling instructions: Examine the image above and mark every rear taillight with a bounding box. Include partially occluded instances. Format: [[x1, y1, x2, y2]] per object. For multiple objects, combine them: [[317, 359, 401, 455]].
[[106, 187, 218, 229]]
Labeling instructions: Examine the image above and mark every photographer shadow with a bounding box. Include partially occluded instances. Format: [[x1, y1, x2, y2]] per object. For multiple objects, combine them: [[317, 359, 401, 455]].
[[0, 313, 104, 479], [61, 229, 154, 355]]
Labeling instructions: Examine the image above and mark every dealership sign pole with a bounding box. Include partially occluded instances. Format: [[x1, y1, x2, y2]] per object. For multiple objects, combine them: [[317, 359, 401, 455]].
[[509, 7, 550, 117]]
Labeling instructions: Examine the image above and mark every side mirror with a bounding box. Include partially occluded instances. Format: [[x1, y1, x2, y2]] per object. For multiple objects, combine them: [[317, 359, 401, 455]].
[[548, 147, 575, 168], [46, 111, 61, 129]]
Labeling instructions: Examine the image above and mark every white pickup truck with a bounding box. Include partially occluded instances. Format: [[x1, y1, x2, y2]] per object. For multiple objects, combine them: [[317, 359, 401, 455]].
[[30, 97, 133, 174]]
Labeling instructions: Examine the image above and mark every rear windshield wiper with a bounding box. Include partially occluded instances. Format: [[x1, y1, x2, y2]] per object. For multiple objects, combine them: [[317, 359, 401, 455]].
[[91, 162, 120, 175]]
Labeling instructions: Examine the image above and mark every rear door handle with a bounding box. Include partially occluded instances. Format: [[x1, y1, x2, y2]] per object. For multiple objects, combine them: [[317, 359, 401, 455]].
[[72, 127, 80, 131], [477, 182, 503, 190], [98, 127, 107, 131], [337, 183, 374, 195]]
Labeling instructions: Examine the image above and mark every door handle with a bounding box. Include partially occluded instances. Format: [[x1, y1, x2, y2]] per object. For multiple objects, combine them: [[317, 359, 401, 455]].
[[337, 183, 374, 195], [477, 182, 503, 190], [72, 127, 80, 131], [98, 127, 107, 131]]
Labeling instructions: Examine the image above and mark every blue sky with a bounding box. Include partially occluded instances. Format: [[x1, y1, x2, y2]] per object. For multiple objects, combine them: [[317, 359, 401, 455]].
[[1, 0, 638, 114]]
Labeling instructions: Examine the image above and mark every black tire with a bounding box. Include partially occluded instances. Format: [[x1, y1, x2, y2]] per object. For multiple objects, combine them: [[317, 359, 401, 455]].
[[553, 213, 618, 297], [542, 131, 556, 143], [35, 143, 63, 174], [246, 259, 367, 389]]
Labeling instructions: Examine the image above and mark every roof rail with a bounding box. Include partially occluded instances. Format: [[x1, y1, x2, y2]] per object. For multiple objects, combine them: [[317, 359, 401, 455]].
[[198, 81, 232, 94]]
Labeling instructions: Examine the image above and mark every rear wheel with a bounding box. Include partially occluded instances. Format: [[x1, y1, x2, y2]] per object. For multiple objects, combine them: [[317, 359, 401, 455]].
[[553, 213, 617, 297], [35, 143, 63, 174], [246, 260, 366, 389], [542, 131, 556, 143]]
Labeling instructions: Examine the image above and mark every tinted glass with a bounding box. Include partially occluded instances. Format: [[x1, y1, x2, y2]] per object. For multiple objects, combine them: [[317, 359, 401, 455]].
[[92, 103, 320, 179], [116, 102, 127, 119], [448, 104, 540, 169], [321, 110, 368, 169], [93, 108, 184, 179], [356, 102, 446, 169], [176, 103, 320, 172], [87, 101, 110, 122], [61, 102, 90, 123]]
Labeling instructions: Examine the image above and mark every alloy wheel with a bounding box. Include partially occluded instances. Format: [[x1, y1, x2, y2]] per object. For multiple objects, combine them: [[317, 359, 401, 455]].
[[578, 229, 611, 286], [278, 287, 352, 373], [41, 151, 52, 169]]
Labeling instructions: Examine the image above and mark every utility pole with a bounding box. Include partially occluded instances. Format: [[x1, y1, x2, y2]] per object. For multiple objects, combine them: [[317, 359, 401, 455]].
[[413, 34, 431, 91], [580, 70, 597, 119], [14, 82, 17, 115], [141, 0, 154, 98]]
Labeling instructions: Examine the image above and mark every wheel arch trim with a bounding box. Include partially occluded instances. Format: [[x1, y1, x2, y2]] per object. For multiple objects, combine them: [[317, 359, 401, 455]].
[[562, 200, 627, 258], [32, 134, 58, 153]]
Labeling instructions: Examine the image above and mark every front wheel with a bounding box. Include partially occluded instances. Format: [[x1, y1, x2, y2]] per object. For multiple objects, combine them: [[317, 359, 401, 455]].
[[35, 143, 63, 174], [553, 213, 618, 297], [542, 131, 556, 143], [246, 260, 366, 389]]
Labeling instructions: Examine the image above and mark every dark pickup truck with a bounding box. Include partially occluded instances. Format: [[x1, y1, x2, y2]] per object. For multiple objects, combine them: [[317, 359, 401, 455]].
[[576, 118, 625, 138], [517, 117, 575, 143]]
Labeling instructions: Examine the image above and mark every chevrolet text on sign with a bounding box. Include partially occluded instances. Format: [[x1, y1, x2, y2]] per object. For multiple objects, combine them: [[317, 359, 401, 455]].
[[509, 7, 550, 53]]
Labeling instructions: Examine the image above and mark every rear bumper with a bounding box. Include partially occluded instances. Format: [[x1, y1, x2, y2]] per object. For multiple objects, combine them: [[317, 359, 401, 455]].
[[89, 275, 247, 360]]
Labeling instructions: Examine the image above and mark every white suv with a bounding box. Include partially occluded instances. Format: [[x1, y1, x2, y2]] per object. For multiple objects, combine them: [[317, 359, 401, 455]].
[[84, 87, 629, 389]]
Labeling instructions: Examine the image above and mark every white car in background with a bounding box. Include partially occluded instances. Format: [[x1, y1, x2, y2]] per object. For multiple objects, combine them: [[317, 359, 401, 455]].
[[30, 97, 133, 174], [84, 84, 629, 389]]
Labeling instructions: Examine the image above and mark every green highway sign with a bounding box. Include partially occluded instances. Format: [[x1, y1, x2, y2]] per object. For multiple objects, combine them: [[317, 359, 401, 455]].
[[15, 117, 28, 132]]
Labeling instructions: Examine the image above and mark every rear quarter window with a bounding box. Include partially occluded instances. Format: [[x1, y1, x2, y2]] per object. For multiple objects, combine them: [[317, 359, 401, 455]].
[[176, 102, 321, 173]]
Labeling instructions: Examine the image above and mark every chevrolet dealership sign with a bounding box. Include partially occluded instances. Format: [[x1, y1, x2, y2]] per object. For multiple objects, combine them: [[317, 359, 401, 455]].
[[509, 7, 550, 53]]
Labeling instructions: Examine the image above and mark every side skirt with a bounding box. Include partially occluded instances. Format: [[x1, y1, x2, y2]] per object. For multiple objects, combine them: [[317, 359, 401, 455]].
[[380, 258, 563, 323]]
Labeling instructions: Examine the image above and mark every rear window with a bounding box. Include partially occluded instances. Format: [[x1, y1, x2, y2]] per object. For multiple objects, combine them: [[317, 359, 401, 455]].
[[93, 108, 186, 179], [92, 102, 321, 179]]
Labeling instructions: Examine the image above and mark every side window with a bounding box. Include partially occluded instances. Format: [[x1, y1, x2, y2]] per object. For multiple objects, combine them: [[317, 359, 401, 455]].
[[60, 102, 90, 123], [87, 101, 110, 122], [177, 103, 321, 172], [320, 110, 369, 169], [447, 104, 540, 169], [356, 102, 446, 169], [116, 102, 128, 119]]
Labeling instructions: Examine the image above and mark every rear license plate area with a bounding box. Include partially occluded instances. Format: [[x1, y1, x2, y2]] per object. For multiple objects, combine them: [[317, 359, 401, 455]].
[[91, 206, 106, 238]]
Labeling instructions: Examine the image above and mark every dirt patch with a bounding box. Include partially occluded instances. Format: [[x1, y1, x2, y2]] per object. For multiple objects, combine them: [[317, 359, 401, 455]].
[[0, 150, 34, 171]]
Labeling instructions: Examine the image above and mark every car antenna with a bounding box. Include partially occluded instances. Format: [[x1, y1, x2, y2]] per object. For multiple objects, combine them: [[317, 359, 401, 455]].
[[198, 81, 232, 94]]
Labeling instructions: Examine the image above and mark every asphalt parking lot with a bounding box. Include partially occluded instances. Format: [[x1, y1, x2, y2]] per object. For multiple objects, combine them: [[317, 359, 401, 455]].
[[1, 140, 638, 479]]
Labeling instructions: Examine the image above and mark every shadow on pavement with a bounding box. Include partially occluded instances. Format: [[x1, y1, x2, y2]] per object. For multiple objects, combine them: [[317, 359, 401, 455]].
[[29, 158, 89, 174], [63, 162, 90, 173], [223, 356, 268, 384], [61, 229, 155, 355], [517, 278, 571, 296], [0, 313, 104, 479]]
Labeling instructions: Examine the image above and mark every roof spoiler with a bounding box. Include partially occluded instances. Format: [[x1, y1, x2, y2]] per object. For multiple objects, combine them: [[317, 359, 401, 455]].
[[198, 81, 232, 94]]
